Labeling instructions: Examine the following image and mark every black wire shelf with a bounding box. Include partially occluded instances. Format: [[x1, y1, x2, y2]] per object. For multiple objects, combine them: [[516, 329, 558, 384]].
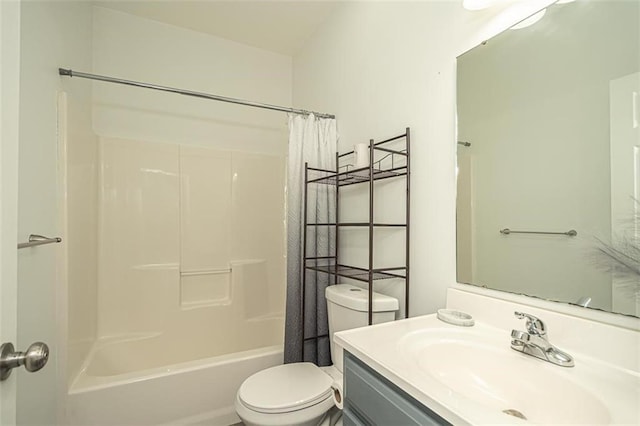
[[308, 166, 407, 187], [306, 223, 407, 227], [301, 128, 410, 334], [304, 262, 406, 282]]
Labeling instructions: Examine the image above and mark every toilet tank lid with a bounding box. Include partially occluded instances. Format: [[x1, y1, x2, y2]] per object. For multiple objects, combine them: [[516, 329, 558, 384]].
[[325, 284, 399, 312]]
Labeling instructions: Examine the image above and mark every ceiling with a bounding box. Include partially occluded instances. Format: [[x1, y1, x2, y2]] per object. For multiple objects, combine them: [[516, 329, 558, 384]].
[[93, 0, 340, 56]]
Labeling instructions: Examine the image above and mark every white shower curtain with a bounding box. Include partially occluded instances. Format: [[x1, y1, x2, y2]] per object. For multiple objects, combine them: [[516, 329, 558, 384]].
[[284, 113, 337, 365]]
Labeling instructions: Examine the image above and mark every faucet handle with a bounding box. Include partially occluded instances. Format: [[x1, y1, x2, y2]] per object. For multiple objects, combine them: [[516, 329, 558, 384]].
[[514, 311, 547, 337]]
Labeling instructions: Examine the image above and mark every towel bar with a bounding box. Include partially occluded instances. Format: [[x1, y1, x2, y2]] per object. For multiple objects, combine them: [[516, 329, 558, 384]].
[[500, 228, 577, 237], [18, 234, 62, 249]]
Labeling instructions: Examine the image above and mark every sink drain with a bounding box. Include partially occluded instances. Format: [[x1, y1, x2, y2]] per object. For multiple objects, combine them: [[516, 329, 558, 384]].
[[503, 409, 527, 420]]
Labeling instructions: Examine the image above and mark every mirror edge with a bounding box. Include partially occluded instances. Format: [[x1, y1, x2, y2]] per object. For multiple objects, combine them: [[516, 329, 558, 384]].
[[452, 283, 640, 331], [454, 0, 558, 61]]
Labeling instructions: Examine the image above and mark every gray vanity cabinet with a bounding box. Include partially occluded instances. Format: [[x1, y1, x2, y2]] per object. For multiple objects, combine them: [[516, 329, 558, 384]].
[[343, 351, 450, 426]]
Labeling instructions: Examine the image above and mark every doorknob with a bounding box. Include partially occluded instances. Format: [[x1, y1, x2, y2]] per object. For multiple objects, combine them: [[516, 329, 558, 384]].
[[0, 342, 49, 381]]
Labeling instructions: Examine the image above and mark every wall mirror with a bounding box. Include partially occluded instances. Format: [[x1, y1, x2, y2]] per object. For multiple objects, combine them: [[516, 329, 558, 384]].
[[456, 0, 640, 317]]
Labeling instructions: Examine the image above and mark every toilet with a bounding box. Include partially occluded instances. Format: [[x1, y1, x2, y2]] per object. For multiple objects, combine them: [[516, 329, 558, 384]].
[[235, 284, 399, 426]]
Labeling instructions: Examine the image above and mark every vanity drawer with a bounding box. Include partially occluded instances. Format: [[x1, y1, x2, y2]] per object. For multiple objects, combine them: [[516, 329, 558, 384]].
[[344, 351, 450, 426]]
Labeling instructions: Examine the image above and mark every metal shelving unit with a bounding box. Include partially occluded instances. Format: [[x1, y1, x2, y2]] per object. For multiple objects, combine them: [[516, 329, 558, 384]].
[[302, 128, 410, 330]]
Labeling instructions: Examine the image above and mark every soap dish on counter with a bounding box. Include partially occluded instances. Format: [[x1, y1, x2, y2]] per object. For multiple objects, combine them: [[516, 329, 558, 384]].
[[437, 309, 475, 327]]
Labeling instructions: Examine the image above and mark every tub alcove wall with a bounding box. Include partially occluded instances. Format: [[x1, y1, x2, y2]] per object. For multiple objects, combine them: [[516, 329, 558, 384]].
[[65, 7, 290, 425]]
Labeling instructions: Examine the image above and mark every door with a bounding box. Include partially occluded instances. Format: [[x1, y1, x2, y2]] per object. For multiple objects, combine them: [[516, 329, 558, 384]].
[[1, 0, 22, 423], [610, 71, 640, 316], [2, 0, 60, 424]]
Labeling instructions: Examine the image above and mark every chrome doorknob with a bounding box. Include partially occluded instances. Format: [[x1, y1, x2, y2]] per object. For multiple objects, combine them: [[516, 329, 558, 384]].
[[0, 342, 49, 381]]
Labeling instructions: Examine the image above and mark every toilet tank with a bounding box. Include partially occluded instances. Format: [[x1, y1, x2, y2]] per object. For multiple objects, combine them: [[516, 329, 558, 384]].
[[325, 284, 399, 372]]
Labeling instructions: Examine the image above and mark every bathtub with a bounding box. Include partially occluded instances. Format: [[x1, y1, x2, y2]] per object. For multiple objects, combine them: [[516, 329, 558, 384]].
[[66, 319, 283, 425]]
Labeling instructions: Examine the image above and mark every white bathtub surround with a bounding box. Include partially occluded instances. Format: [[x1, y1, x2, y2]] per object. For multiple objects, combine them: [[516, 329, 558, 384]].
[[58, 8, 294, 424], [335, 289, 640, 425], [65, 137, 286, 424], [95, 137, 285, 341], [66, 346, 282, 426], [72, 315, 283, 384]]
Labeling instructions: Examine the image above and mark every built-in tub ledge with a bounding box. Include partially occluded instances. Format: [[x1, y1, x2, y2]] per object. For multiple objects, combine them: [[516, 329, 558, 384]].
[[335, 311, 639, 425]]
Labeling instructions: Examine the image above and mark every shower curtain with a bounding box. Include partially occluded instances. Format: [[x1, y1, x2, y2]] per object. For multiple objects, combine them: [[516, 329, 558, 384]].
[[284, 113, 337, 365]]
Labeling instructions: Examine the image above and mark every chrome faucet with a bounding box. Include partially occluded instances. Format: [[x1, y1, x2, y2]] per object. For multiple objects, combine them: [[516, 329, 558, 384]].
[[510, 311, 574, 367], [574, 296, 592, 308]]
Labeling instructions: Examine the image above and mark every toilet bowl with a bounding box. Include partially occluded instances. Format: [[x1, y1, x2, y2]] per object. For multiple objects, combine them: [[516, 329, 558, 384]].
[[235, 284, 399, 426], [235, 363, 337, 426]]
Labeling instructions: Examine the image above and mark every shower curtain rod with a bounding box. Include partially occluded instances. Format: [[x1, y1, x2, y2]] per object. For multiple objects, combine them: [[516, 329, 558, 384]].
[[58, 68, 336, 119]]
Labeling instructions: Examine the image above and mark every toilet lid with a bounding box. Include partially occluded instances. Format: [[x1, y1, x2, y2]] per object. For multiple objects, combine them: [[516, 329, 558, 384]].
[[238, 363, 333, 414]]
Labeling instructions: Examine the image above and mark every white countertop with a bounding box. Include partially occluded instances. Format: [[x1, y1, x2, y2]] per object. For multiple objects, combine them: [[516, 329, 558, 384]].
[[334, 313, 640, 425]]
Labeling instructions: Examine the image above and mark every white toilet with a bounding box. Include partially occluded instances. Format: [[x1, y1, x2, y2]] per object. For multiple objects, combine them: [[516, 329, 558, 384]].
[[235, 284, 399, 426]]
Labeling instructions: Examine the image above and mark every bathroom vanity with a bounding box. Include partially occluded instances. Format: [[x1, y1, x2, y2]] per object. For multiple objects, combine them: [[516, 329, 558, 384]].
[[343, 351, 448, 425], [335, 288, 640, 425]]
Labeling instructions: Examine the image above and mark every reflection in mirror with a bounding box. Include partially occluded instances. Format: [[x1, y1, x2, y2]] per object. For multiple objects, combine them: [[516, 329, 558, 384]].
[[456, 0, 640, 317]]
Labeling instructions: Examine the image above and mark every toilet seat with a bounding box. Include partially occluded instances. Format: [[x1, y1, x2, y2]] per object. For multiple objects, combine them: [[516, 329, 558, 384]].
[[238, 363, 333, 414]]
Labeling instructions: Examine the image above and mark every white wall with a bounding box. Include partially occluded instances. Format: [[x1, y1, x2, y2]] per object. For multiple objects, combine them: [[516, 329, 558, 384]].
[[92, 7, 291, 155], [293, 0, 556, 316], [18, 1, 95, 424]]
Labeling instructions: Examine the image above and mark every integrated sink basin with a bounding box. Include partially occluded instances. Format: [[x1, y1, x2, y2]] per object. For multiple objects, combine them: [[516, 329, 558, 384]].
[[335, 314, 640, 425], [401, 329, 610, 424]]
